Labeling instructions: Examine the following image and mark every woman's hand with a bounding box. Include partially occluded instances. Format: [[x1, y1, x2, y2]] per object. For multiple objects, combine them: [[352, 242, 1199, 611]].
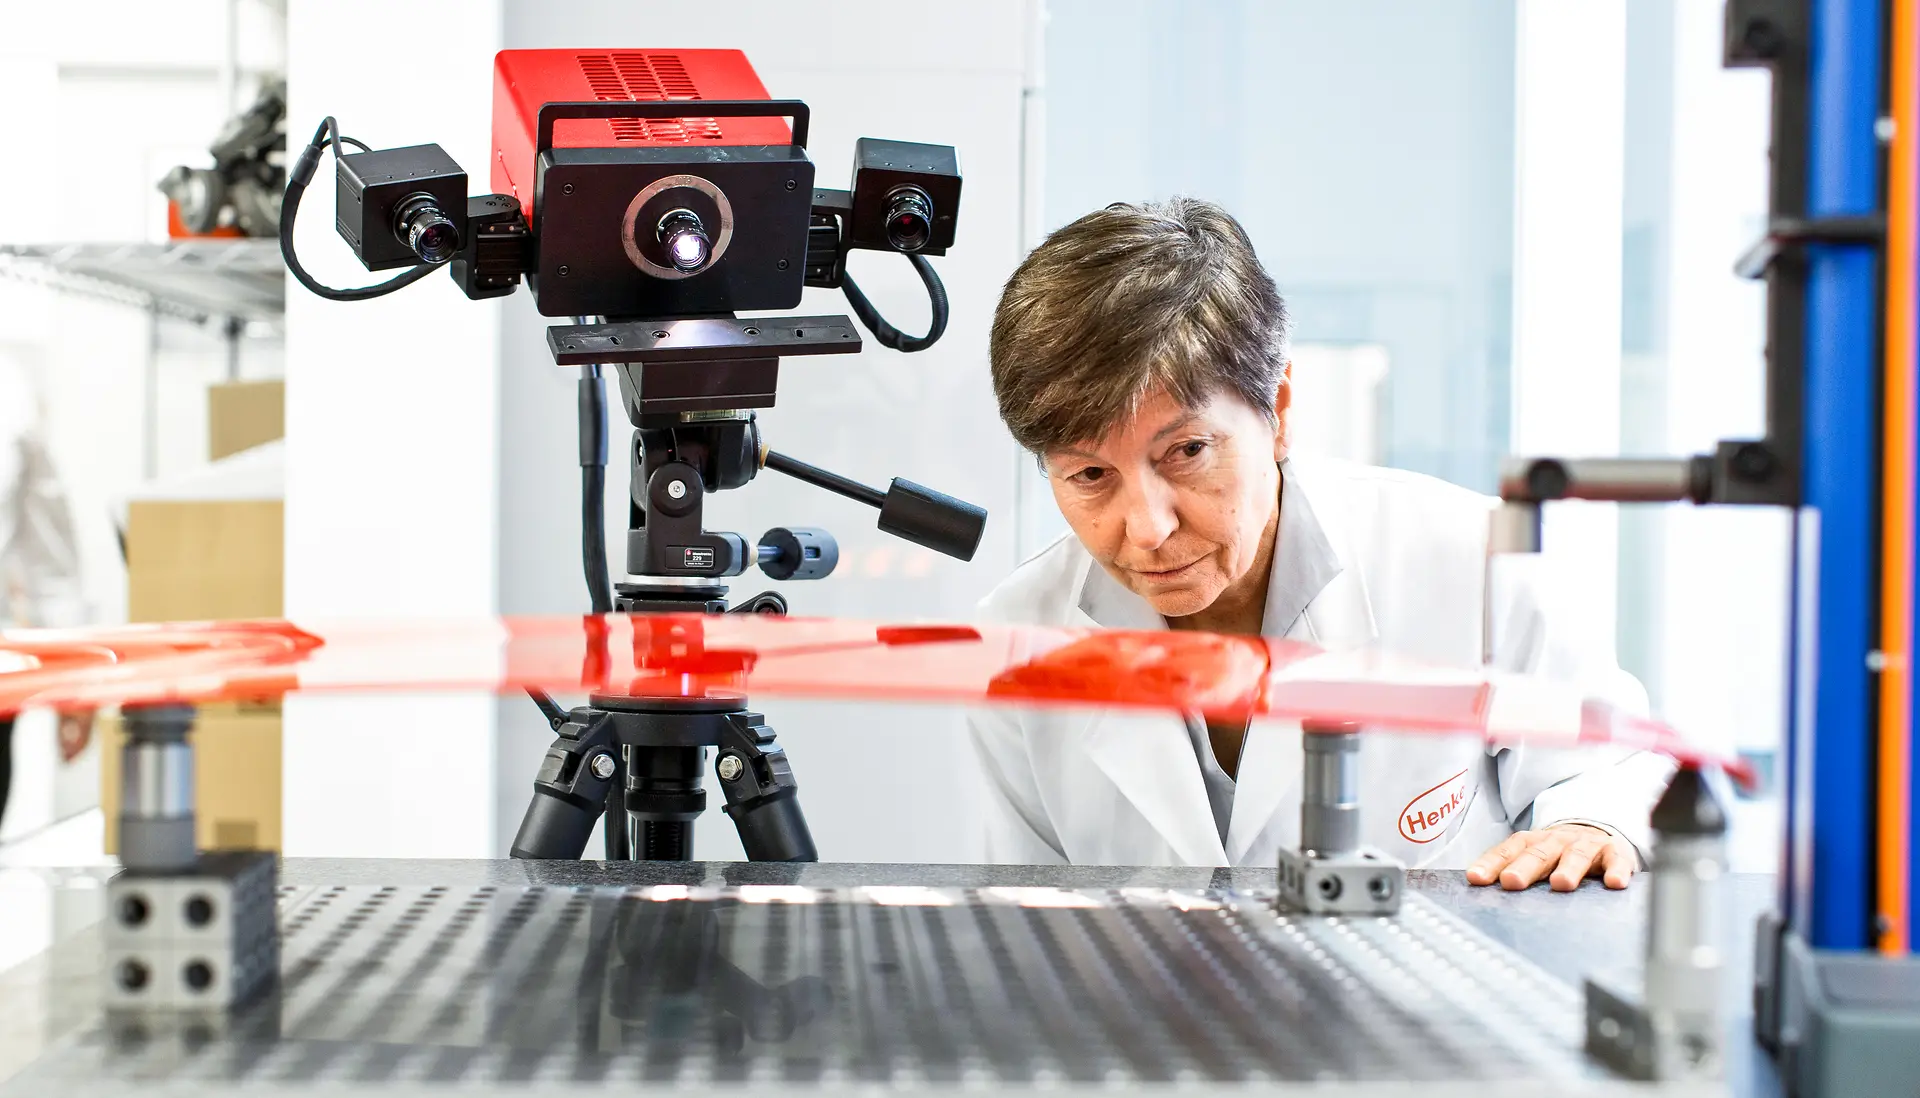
[[1466, 823, 1635, 891]]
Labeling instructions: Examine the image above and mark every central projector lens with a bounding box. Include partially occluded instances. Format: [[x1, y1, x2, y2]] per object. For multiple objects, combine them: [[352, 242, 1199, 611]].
[[656, 208, 712, 273]]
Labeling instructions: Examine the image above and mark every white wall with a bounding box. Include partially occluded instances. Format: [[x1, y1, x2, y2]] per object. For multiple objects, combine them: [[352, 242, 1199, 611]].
[[1509, 0, 1627, 652], [491, 1, 1036, 861], [281, 0, 505, 857], [1037, 0, 1519, 567]]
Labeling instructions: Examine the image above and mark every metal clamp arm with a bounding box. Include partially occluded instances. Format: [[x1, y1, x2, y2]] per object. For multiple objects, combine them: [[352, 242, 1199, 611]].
[[1734, 213, 1887, 280]]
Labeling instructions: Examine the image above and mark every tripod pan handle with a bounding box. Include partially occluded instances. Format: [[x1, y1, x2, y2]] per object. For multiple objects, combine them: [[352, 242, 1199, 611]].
[[879, 479, 987, 562]]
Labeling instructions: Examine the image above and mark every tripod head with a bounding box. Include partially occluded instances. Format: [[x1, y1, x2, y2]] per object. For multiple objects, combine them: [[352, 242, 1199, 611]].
[[555, 314, 986, 598]]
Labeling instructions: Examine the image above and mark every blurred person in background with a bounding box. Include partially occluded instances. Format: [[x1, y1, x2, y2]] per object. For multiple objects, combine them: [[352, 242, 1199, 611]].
[[0, 352, 92, 836]]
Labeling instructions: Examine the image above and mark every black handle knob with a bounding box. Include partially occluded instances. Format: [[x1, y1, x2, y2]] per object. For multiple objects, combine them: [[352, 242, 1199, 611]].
[[878, 479, 986, 562]]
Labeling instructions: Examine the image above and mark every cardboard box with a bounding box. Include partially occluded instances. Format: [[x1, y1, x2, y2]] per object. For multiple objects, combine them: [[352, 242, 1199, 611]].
[[208, 379, 285, 461], [125, 500, 282, 622]]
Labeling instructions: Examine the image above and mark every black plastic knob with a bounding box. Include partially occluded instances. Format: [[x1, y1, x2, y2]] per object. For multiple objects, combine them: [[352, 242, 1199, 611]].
[[878, 479, 986, 562], [1650, 765, 1728, 836], [758, 527, 839, 581]]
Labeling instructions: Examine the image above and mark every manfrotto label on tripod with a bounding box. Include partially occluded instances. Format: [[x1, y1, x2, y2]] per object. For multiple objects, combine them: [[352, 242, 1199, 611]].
[[680, 547, 716, 570]]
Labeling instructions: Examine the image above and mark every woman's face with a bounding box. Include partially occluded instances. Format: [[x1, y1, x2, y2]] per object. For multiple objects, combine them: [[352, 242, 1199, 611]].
[[1044, 386, 1285, 618]]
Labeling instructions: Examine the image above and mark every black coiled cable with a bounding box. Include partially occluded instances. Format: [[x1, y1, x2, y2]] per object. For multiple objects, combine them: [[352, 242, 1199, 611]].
[[840, 252, 948, 353]]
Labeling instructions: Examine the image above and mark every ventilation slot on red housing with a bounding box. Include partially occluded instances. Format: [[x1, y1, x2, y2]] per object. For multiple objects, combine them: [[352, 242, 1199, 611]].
[[575, 52, 722, 143]]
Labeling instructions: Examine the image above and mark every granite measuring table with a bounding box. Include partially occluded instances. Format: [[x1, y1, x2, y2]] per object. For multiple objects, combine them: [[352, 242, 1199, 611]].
[[0, 859, 1784, 1095]]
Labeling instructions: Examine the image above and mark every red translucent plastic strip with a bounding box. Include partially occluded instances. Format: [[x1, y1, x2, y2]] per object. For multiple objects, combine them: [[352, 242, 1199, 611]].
[[0, 614, 1751, 785]]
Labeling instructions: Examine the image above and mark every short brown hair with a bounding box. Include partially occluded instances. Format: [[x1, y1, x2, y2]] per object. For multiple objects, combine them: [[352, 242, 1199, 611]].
[[989, 196, 1291, 455]]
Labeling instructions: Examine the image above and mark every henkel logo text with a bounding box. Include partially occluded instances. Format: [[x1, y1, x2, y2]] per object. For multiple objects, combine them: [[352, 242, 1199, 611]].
[[1398, 768, 1472, 844]]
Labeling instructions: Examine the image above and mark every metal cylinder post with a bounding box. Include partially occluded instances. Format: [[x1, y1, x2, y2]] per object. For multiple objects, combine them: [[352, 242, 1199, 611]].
[[1487, 500, 1543, 555], [118, 704, 197, 871], [1643, 767, 1728, 1015], [627, 745, 707, 861], [1645, 833, 1725, 1009], [1300, 726, 1361, 857]]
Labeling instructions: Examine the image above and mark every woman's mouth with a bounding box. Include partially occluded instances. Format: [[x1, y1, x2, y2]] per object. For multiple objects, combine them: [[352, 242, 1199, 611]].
[[1131, 559, 1201, 585]]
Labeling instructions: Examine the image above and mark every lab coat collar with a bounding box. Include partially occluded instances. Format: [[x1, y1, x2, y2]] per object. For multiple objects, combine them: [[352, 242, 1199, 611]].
[[1064, 456, 1379, 865], [1278, 455, 1377, 649]]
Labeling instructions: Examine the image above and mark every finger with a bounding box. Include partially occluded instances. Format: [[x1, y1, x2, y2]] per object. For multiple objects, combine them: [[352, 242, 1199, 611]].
[[1499, 833, 1573, 890], [1600, 842, 1636, 890], [1548, 837, 1608, 892], [1467, 832, 1535, 885]]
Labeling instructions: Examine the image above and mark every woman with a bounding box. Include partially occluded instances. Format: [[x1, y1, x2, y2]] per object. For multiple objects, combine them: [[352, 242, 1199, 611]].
[[969, 197, 1669, 890]]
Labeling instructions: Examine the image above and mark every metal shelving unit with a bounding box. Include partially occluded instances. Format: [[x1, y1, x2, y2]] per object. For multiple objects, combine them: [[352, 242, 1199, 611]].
[[0, 239, 286, 478], [0, 239, 284, 326]]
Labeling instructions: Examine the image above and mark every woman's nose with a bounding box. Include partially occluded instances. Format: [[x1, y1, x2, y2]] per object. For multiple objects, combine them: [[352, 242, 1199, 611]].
[[1119, 479, 1178, 551]]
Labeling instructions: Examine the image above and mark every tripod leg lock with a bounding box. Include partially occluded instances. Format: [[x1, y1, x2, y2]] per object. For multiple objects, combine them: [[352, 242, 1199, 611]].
[[510, 711, 620, 859], [715, 713, 818, 861]]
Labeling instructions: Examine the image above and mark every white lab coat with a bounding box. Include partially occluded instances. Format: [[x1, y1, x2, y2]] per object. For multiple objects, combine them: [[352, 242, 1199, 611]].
[[968, 455, 1673, 869], [0, 356, 85, 631]]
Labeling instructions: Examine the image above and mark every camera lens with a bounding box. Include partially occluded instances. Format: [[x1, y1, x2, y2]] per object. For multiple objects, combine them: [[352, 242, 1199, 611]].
[[882, 185, 934, 252], [656, 208, 712, 273], [392, 193, 461, 265]]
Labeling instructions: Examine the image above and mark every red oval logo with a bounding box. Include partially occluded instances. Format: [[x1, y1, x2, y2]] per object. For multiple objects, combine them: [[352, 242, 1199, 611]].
[[1398, 768, 1472, 844]]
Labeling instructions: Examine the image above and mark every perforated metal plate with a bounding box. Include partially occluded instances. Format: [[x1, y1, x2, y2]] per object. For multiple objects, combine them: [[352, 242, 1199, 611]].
[[4, 883, 1640, 1093]]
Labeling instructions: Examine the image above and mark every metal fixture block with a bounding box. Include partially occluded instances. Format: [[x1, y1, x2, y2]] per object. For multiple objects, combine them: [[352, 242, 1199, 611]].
[[1276, 846, 1405, 915], [103, 850, 278, 1013]]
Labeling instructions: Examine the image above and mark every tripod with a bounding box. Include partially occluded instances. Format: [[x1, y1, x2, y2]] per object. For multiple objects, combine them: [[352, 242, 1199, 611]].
[[510, 314, 985, 863], [509, 594, 818, 863]]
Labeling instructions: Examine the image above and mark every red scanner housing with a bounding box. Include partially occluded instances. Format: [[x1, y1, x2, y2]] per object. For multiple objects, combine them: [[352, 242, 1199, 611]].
[[486, 47, 814, 318], [491, 49, 792, 215]]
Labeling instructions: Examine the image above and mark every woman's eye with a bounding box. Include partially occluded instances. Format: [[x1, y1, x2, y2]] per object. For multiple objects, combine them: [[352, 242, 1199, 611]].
[[1071, 467, 1107, 485], [1173, 440, 1208, 461]]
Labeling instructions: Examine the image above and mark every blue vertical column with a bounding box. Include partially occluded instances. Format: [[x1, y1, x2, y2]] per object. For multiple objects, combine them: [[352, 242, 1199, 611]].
[[1800, 0, 1885, 951]]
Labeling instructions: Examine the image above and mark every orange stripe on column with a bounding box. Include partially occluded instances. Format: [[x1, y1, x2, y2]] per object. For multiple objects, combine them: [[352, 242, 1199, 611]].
[[1877, 0, 1918, 957]]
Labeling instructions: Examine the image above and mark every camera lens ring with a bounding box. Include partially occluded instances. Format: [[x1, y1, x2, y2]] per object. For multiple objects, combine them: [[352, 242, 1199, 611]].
[[882, 184, 935, 253], [391, 192, 461, 265], [622, 175, 734, 279]]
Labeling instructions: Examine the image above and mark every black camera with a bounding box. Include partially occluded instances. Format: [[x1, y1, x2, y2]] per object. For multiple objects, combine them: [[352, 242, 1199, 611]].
[[845, 138, 961, 255], [335, 144, 467, 271], [530, 127, 816, 317], [317, 113, 961, 315]]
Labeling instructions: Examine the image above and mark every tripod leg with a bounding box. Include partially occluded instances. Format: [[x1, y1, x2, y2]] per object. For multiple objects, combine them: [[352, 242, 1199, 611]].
[[716, 713, 817, 862], [510, 711, 620, 860]]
